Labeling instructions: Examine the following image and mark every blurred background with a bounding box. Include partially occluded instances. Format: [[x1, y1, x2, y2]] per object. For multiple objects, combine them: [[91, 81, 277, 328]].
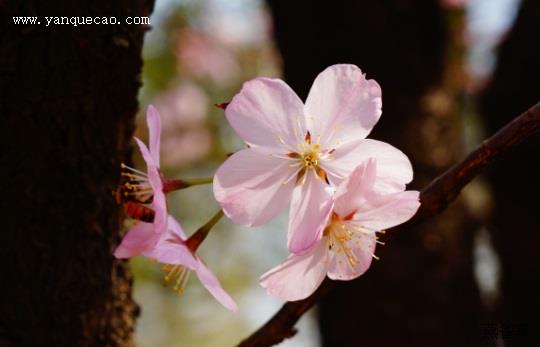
[[129, 0, 538, 346]]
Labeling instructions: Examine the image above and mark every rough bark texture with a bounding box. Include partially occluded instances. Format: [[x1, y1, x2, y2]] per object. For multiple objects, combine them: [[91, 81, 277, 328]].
[[0, 1, 153, 346], [267, 0, 485, 345], [480, 0, 540, 345]]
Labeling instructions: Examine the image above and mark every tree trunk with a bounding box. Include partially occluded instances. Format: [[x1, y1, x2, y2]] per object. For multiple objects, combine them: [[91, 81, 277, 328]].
[[0, 1, 153, 345], [267, 0, 486, 345], [480, 1, 540, 345]]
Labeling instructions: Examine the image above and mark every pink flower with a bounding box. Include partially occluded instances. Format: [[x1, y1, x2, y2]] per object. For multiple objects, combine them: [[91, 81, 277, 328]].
[[260, 159, 420, 301], [150, 216, 238, 311], [214, 64, 413, 255], [114, 105, 167, 258], [113, 106, 236, 310]]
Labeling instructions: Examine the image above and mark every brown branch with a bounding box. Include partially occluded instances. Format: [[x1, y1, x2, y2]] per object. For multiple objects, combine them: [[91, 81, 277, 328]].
[[414, 100, 540, 222], [237, 100, 540, 347]]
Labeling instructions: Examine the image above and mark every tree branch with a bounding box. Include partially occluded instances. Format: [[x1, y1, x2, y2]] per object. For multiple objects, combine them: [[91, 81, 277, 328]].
[[237, 100, 540, 347], [414, 101, 540, 223]]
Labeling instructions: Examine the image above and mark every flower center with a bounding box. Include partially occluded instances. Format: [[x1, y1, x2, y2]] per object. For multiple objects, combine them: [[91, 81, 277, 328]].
[[301, 146, 320, 168], [162, 264, 191, 294], [116, 163, 154, 204], [283, 132, 332, 185], [323, 212, 383, 273], [324, 214, 358, 270]]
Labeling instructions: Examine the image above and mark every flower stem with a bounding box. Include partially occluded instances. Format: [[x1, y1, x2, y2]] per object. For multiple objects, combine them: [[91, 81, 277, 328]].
[[162, 177, 213, 193], [186, 177, 214, 186], [186, 210, 224, 252]]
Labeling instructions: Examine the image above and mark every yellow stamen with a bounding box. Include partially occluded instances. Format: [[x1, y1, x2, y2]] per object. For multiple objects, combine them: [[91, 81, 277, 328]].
[[162, 264, 191, 295], [117, 163, 153, 204], [325, 214, 385, 273]]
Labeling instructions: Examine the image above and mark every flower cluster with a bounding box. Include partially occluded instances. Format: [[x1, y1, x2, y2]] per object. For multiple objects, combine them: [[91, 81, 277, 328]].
[[114, 64, 420, 308], [114, 105, 237, 311], [215, 64, 420, 300]]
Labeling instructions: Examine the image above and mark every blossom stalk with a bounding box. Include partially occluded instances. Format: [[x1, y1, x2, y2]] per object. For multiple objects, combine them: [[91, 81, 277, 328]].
[[185, 210, 224, 252], [162, 177, 214, 193]]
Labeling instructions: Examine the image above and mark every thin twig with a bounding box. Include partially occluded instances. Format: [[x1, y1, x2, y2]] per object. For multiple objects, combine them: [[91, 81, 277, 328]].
[[237, 101, 540, 347]]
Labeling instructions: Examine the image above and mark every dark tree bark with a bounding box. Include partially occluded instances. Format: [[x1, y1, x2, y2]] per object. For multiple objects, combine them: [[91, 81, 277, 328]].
[[267, 1, 486, 345], [0, 1, 153, 346], [480, 0, 540, 345]]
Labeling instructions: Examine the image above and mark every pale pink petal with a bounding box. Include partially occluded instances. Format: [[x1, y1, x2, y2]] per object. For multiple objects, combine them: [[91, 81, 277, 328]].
[[146, 105, 161, 166], [304, 64, 382, 147], [326, 232, 377, 281], [150, 218, 196, 269], [322, 139, 413, 194], [134, 136, 156, 168], [226, 78, 306, 150], [195, 259, 238, 311], [287, 174, 334, 255], [142, 162, 166, 236], [161, 215, 187, 240], [113, 222, 157, 259], [150, 242, 199, 270], [333, 158, 377, 217], [213, 147, 295, 226], [133, 137, 166, 233], [260, 240, 329, 301], [150, 188, 168, 238], [354, 190, 420, 231]]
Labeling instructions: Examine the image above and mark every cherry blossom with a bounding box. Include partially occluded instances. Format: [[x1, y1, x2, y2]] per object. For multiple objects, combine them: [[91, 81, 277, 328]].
[[260, 159, 420, 301], [114, 105, 167, 258], [114, 105, 213, 258], [214, 64, 413, 254]]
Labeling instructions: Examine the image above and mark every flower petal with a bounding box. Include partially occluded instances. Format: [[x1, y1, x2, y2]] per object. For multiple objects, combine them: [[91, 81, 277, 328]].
[[304, 64, 382, 147], [260, 240, 328, 301], [354, 190, 420, 231], [213, 147, 295, 226], [113, 222, 157, 259], [226, 77, 306, 150], [150, 242, 199, 270], [333, 158, 377, 217], [164, 215, 187, 240], [134, 136, 156, 168], [326, 232, 377, 281], [146, 105, 161, 166], [195, 259, 238, 311], [287, 174, 334, 255], [322, 138, 413, 194], [150, 217, 197, 269], [149, 170, 168, 235], [134, 136, 167, 233]]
